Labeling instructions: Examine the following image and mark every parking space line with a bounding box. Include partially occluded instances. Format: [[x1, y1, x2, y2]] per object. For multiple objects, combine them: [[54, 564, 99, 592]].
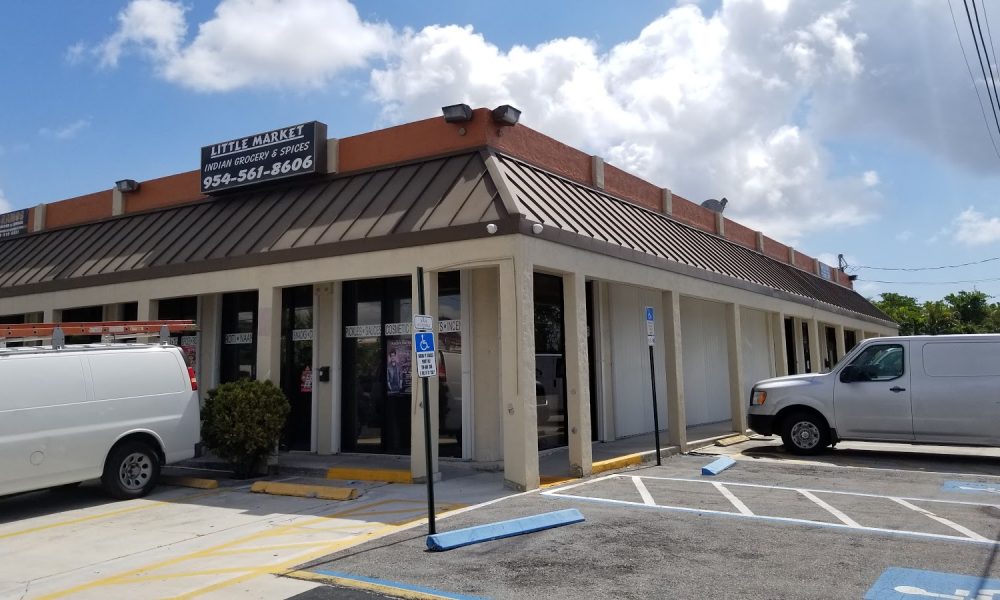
[[632, 476, 656, 506], [889, 497, 989, 542], [713, 482, 754, 516], [798, 490, 861, 527]]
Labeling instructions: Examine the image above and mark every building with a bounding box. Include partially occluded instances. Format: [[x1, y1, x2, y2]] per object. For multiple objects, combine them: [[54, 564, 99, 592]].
[[0, 107, 896, 491]]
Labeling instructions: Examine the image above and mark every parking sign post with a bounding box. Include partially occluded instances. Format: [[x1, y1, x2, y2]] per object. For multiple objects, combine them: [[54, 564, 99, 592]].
[[415, 267, 436, 535], [646, 307, 662, 466]]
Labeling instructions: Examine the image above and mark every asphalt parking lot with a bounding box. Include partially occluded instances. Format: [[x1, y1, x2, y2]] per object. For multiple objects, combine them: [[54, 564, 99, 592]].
[[294, 445, 1000, 600]]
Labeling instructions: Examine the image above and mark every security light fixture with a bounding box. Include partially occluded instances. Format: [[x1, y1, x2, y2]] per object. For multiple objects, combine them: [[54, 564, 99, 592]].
[[442, 104, 473, 123], [491, 104, 521, 126], [531, 223, 543, 235], [486, 223, 498, 235], [115, 179, 140, 193]]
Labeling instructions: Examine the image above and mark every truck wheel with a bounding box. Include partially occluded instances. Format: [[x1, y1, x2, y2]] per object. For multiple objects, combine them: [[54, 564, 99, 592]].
[[781, 411, 830, 455], [102, 441, 160, 499]]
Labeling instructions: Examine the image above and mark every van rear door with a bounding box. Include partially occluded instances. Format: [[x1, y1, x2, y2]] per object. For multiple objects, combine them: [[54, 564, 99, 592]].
[[833, 341, 914, 441]]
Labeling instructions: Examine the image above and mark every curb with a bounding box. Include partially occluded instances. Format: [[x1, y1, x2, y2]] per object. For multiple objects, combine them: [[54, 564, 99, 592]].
[[326, 467, 413, 484], [250, 481, 359, 500], [159, 475, 219, 489]]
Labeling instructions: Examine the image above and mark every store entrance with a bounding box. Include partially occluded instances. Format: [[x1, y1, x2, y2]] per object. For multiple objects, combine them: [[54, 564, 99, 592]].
[[341, 277, 413, 455], [534, 272, 568, 451], [280, 286, 313, 451], [220, 291, 258, 383]]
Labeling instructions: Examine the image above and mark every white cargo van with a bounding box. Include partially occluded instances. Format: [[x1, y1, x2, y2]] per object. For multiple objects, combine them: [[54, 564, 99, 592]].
[[748, 334, 1000, 454], [0, 344, 200, 498]]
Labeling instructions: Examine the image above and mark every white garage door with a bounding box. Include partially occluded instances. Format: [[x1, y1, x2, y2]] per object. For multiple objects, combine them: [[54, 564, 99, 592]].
[[608, 284, 668, 439], [740, 308, 775, 393], [680, 297, 731, 427]]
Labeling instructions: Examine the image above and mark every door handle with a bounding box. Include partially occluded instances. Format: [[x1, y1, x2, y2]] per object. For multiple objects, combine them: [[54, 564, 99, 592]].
[[889, 386, 906, 393]]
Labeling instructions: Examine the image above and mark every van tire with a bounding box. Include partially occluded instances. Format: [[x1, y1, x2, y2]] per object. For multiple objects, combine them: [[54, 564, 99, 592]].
[[102, 441, 160, 499], [781, 411, 830, 455]]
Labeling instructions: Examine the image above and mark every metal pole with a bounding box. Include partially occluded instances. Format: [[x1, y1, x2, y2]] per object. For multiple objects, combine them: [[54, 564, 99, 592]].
[[649, 345, 662, 466], [417, 266, 436, 535]]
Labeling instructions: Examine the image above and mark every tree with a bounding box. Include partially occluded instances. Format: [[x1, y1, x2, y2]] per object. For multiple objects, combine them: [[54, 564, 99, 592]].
[[873, 293, 924, 336], [873, 290, 999, 335], [921, 300, 958, 335], [944, 290, 992, 333]]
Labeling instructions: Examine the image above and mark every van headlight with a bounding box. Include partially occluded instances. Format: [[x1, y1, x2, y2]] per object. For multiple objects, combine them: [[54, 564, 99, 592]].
[[750, 389, 767, 406]]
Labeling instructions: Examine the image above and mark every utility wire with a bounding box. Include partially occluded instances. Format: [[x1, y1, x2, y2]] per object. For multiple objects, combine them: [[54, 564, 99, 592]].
[[971, 0, 1000, 119], [984, 0, 1000, 72], [963, 0, 1000, 141], [850, 255, 1000, 271], [858, 276, 1000, 285], [949, 0, 1000, 159]]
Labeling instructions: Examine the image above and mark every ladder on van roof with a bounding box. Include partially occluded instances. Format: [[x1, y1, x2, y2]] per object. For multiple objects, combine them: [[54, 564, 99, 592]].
[[0, 320, 199, 349]]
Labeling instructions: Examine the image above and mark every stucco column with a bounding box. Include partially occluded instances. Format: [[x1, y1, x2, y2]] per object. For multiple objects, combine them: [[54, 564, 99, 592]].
[[44, 309, 58, 323], [198, 294, 221, 394], [662, 290, 687, 452], [256, 287, 282, 384], [807, 319, 822, 373], [137, 298, 157, 321], [771, 312, 788, 377], [564, 272, 592, 478], [499, 258, 539, 491], [411, 270, 440, 482], [314, 283, 335, 454], [103, 303, 123, 321], [793, 318, 806, 375], [726, 303, 747, 433], [834, 324, 847, 365]]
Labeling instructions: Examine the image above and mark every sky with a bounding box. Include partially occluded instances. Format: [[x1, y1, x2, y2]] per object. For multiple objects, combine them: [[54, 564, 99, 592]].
[[1, 0, 999, 303]]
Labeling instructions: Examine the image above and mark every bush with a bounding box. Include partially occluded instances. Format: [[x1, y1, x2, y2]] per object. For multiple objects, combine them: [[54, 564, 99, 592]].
[[201, 379, 290, 478]]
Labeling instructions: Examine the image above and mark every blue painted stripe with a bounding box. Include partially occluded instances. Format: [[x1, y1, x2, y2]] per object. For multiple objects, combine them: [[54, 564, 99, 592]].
[[701, 456, 736, 476], [943, 480, 1000, 494], [312, 568, 487, 600], [426, 509, 585, 551], [865, 567, 1000, 599]]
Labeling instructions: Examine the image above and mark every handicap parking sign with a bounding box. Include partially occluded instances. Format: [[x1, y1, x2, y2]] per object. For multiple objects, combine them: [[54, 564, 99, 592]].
[[865, 567, 1000, 599], [413, 332, 437, 378]]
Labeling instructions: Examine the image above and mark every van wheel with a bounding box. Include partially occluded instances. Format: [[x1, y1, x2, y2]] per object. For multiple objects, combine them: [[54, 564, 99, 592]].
[[781, 412, 830, 455], [102, 441, 160, 499]]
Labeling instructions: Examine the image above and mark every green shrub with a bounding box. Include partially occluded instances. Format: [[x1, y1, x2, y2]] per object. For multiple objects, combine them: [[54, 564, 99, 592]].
[[201, 379, 290, 478]]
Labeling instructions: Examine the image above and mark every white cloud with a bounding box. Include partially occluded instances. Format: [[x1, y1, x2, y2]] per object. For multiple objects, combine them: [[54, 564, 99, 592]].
[[951, 207, 1000, 245], [0, 189, 10, 214], [862, 170, 879, 186], [370, 2, 878, 241], [39, 118, 91, 140], [90, 0, 391, 92]]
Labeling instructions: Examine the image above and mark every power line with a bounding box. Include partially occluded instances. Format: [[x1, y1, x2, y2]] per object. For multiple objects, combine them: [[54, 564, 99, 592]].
[[858, 276, 1000, 285], [963, 0, 1000, 141], [850, 255, 1000, 271], [949, 0, 1000, 159], [971, 0, 1000, 117]]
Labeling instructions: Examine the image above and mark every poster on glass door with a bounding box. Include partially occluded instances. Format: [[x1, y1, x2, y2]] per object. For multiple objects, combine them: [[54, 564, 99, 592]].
[[386, 338, 412, 395]]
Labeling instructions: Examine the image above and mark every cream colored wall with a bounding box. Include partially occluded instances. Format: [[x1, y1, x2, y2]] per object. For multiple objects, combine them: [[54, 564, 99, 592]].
[[471, 268, 502, 462], [740, 307, 775, 388], [680, 296, 731, 426]]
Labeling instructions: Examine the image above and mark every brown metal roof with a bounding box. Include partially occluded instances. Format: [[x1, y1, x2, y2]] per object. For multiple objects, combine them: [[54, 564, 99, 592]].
[[493, 153, 891, 323], [0, 151, 509, 297]]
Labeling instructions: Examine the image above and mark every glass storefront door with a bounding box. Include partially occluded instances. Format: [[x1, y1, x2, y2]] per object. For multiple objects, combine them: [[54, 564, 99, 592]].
[[220, 291, 258, 383], [534, 273, 568, 451], [280, 286, 313, 451], [437, 272, 462, 458], [341, 277, 412, 455]]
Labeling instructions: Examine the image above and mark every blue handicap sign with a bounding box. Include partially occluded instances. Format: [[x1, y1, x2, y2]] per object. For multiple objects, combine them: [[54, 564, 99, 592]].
[[865, 567, 1000, 599], [413, 332, 435, 353], [943, 481, 1000, 495], [645, 307, 654, 321]]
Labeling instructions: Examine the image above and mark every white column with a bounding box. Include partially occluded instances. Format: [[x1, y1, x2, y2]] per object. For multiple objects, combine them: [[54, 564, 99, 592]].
[[597, 282, 615, 441], [411, 270, 440, 483], [256, 287, 282, 384], [663, 290, 687, 452], [807, 319, 822, 373], [314, 283, 335, 454], [137, 298, 157, 321], [726, 303, 747, 433], [771, 312, 788, 377], [198, 294, 221, 393], [564, 272, 592, 478], [834, 324, 847, 365], [793, 318, 806, 375], [499, 258, 539, 491]]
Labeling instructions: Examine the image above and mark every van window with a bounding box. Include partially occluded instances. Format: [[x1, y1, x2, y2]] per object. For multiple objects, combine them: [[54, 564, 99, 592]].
[[89, 352, 184, 400], [846, 344, 904, 381], [922, 341, 1000, 377], [0, 355, 88, 410]]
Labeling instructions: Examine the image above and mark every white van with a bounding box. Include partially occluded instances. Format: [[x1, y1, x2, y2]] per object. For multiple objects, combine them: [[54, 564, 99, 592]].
[[748, 334, 1000, 455], [0, 344, 200, 498]]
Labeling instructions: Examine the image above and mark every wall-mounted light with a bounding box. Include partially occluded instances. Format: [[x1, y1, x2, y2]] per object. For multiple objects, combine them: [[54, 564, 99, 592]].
[[442, 103, 473, 123], [531, 223, 543, 235], [115, 179, 140, 193], [491, 104, 521, 126], [486, 223, 498, 235]]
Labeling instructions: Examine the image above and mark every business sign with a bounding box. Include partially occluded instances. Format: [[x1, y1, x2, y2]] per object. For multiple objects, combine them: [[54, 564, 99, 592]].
[[200, 121, 328, 194], [413, 331, 437, 378], [223, 332, 253, 345], [645, 306, 655, 346], [413, 314, 433, 331], [819, 263, 832, 280], [0, 209, 28, 239]]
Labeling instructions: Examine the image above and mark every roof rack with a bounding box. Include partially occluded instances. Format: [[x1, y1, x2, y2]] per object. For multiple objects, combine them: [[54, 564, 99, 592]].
[[0, 320, 198, 349]]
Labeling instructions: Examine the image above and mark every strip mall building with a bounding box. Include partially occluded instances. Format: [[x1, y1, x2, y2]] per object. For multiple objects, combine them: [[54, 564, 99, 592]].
[[0, 108, 895, 490]]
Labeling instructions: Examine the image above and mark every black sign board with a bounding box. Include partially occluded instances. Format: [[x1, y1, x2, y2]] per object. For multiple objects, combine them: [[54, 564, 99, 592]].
[[200, 121, 328, 194], [0, 209, 28, 239]]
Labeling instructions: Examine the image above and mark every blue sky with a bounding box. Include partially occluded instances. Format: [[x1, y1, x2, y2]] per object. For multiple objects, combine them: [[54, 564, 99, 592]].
[[1, 0, 999, 303]]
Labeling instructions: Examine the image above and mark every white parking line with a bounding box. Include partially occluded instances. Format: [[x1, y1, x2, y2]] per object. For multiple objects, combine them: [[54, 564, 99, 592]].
[[632, 476, 656, 506], [799, 490, 861, 528], [889, 497, 989, 542], [712, 482, 754, 516]]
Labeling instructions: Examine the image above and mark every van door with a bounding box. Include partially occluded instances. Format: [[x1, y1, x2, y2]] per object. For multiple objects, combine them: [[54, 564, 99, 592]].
[[833, 342, 914, 441]]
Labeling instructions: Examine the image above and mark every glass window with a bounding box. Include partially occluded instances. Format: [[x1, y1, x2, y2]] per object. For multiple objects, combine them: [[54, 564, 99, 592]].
[[437, 271, 462, 458], [847, 344, 904, 381]]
